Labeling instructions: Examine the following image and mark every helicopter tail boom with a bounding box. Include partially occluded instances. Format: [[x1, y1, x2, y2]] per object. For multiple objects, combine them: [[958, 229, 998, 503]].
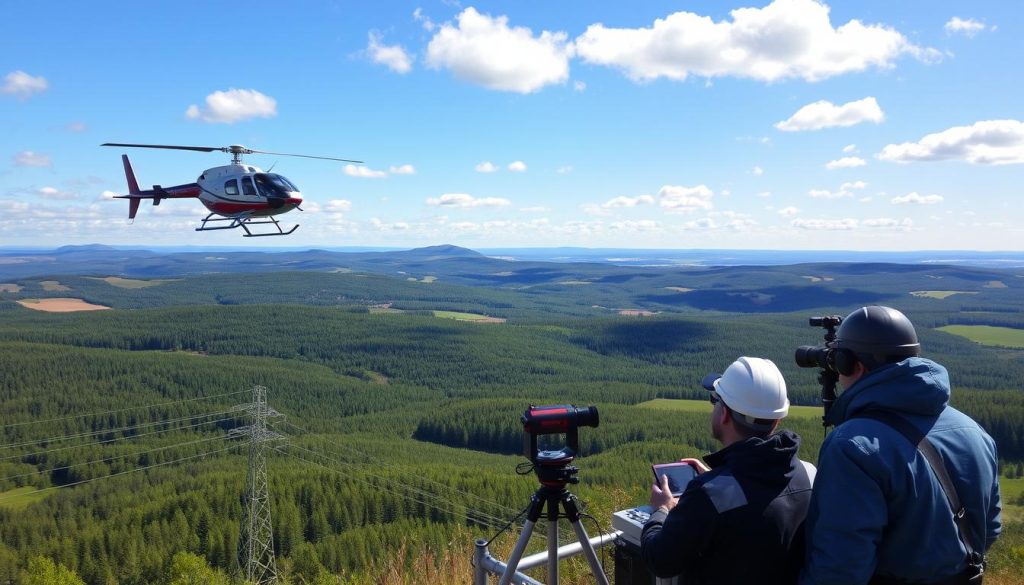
[[113, 154, 200, 220]]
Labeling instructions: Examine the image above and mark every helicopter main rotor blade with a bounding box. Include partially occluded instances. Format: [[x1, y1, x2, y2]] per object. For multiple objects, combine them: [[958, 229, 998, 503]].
[[246, 149, 363, 164], [101, 143, 222, 153]]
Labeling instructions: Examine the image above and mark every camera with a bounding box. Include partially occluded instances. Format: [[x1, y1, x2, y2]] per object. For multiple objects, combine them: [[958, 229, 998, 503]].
[[795, 316, 842, 372], [522, 404, 599, 470]]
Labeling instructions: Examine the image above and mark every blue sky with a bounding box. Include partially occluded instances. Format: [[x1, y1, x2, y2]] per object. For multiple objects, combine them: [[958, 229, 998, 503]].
[[2, 0, 1021, 250]]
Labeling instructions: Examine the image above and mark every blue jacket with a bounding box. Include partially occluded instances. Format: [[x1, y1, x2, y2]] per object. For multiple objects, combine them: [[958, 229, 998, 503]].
[[643, 430, 812, 584], [801, 357, 1001, 585]]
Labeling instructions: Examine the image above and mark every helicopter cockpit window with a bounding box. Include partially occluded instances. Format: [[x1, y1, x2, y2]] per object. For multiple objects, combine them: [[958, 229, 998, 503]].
[[254, 173, 299, 197], [241, 177, 257, 197], [224, 179, 239, 196]]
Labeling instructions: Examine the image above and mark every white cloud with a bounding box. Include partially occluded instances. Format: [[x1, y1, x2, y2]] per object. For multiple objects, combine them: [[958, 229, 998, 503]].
[[809, 180, 866, 199], [878, 120, 1024, 165], [725, 218, 758, 231], [14, 151, 52, 167], [367, 31, 413, 74], [99, 190, 120, 201], [370, 217, 410, 231], [684, 218, 717, 230], [582, 204, 611, 217], [185, 89, 277, 124], [2, 70, 48, 98], [752, 166, 764, 176], [557, 165, 573, 174], [425, 7, 573, 93], [756, 191, 772, 198], [945, 17, 987, 37], [891, 192, 943, 205], [574, 0, 937, 84], [658, 184, 714, 213], [389, 164, 416, 175], [519, 206, 548, 213], [863, 217, 913, 230], [610, 220, 660, 232], [574, 81, 587, 92], [325, 199, 353, 212], [475, 161, 499, 173], [826, 156, 867, 169], [602, 195, 655, 209], [792, 218, 858, 230], [65, 122, 87, 133], [778, 206, 800, 217], [36, 187, 76, 200], [426, 193, 511, 208], [842, 144, 858, 153], [507, 160, 527, 172], [775, 97, 884, 131], [343, 164, 387, 178], [413, 8, 436, 32]]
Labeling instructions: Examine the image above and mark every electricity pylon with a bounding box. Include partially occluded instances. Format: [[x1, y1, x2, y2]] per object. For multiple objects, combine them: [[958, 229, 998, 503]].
[[229, 385, 283, 585]]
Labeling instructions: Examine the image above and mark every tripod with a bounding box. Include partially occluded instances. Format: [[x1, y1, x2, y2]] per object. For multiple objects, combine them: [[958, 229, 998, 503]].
[[498, 459, 609, 585]]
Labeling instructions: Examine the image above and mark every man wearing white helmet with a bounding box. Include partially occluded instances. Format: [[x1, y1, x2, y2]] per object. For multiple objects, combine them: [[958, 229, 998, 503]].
[[642, 356, 814, 585]]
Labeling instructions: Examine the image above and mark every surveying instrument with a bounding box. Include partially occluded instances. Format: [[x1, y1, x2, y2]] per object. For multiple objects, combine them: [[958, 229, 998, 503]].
[[497, 404, 609, 585]]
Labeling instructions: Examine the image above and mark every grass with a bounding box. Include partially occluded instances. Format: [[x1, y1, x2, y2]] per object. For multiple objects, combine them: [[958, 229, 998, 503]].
[[39, 280, 70, 291], [909, 290, 976, 299], [433, 310, 504, 323], [0, 486, 49, 510], [638, 398, 822, 419], [937, 325, 1024, 349], [86, 276, 177, 288]]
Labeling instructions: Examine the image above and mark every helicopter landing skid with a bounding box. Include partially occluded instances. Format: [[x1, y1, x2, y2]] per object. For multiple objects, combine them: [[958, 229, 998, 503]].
[[196, 213, 298, 237]]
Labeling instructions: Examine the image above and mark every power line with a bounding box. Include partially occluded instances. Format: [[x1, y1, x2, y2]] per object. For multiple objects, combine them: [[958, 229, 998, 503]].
[[0, 444, 238, 504], [0, 415, 238, 463], [0, 408, 238, 451], [0, 389, 250, 429], [0, 434, 228, 485]]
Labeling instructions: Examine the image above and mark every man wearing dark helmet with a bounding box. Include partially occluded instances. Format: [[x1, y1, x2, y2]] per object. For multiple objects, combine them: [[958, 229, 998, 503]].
[[801, 306, 1001, 585]]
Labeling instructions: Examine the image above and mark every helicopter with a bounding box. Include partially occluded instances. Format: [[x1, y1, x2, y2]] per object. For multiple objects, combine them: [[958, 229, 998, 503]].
[[102, 143, 361, 237]]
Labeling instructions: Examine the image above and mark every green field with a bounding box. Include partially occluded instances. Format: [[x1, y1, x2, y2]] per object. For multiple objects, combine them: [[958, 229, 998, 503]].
[[433, 310, 504, 322], [86, 276, 177, 288], [0, 487, 50, 510], [1001, 478, 1024, 523], [910, 290, 976, 299], [638, 398, 822, 420], [937, 325, 1024, 349]]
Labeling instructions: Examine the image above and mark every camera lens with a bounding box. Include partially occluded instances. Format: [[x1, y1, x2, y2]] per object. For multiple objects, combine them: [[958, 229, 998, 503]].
[[795, 345, 833, 370], [570, 405, 599, 429]]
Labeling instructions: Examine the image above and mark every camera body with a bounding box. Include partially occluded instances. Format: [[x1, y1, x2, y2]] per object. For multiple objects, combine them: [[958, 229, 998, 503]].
[[521, 404, 599, 468], [795, 316, 843, 373]]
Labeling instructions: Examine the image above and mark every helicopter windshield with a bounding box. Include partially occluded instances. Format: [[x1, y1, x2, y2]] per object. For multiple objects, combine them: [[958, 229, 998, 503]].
[[254, 173, 300, 197]]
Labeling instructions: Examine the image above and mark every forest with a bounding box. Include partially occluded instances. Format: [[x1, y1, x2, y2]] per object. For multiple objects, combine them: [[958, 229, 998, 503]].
[[1, 250, 1023, 584]]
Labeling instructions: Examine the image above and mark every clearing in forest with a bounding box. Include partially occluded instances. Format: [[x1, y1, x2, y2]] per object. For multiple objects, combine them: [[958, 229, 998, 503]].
[[937, 325, 1024, 349], [0, 284, 23, 293], [638, 398, 821, 419], [39, 280, 70, 291], [910, 290, 977, 299], [433, 310, 505, 323], [16, 298, 111, 312], [86, 276, 178, 288], [0, 487, 50, 510]]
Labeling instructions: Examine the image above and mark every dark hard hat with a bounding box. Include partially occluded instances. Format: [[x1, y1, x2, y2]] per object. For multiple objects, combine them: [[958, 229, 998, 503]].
[[836, 306, 920, 365]]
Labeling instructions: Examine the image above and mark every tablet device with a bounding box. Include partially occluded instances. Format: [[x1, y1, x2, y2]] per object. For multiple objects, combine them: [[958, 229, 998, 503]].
[[652, 462, 699, 497]]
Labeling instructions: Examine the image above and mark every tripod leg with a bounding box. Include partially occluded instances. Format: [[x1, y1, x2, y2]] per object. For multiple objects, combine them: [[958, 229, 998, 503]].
[[547, 517, 559, 585], [500, 493, 545, 585], [561, 494, 610, 585]]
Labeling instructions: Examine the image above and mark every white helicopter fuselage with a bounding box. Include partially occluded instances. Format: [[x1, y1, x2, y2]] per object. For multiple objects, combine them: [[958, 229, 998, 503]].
[[196, 164, 303, 218]]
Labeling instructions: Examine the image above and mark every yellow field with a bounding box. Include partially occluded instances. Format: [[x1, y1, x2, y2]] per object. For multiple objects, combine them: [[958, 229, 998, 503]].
[[937, 325, 1024, 349], [16, 298, 111, 312], [86, 276, 178, 288], [0, 487, 49, 510], [0, 283, 23, 293], [638, 398, 822, 419]]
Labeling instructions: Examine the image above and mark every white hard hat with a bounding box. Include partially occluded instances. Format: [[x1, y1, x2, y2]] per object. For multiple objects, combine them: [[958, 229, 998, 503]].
[[702, 357, 789, 422]]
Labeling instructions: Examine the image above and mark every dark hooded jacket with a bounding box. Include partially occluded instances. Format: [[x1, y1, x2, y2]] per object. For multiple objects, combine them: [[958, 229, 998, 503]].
[[641, 430, 812, 584], [801, 357, 1001, 585]]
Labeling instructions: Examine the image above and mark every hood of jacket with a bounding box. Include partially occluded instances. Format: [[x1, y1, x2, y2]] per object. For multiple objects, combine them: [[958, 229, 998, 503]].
[[826, 357, 950, 426], [704, 429, 802, 485]]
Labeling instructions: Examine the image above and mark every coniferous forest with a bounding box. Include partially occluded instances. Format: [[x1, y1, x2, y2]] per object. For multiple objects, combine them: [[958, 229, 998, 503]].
[[1, 247, 1023, 584]]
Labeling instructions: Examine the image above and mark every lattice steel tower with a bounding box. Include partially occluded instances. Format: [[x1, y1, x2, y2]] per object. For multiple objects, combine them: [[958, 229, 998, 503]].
[[230, 385, 282, 585]]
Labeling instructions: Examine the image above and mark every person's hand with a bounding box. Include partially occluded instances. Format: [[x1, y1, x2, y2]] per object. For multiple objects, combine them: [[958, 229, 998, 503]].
[[650, 474, 677, 511]]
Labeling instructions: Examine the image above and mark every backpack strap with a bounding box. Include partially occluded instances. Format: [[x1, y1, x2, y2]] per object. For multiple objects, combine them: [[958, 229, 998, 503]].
[[853, 410, 983, 569]]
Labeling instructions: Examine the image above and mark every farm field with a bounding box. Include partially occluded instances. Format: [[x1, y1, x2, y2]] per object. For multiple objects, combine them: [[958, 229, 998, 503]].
[[937, 325, 1024, 349], [639, 398, 823, 420]]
